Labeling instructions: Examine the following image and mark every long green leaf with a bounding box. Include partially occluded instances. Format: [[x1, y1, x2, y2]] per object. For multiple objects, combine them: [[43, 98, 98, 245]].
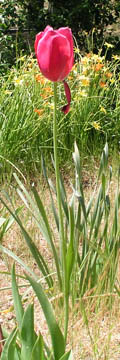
[[0, 197, 53, 288], [59, 173, 69, 223], [89, 185, 103, 239], [13, 174, 61, 288], [31, 184, 62, 289], [0, 207, 23, 242], [66, 197, 75, 293], [1, 328, 17, 360], [21, 304, 36, 360], [31, 333, 45, 360], [8, 332, 20, 360], [98, 142, 108, 179], [12, 264, 24, 331], [25, 274, 65, 360], [0, 244, 37, 279], [59, 350, 73, 360]]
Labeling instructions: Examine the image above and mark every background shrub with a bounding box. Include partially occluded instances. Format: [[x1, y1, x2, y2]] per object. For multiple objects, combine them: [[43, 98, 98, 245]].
[[0, 0, 120, 74]]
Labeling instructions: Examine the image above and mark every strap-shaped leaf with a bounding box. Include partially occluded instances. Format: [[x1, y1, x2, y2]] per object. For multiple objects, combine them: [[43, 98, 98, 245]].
[[66, 197, 75, 293], [25, 274, 65, 360], [8, 331, 20, 360], [21, 304, 36, 360], [75, 193, 87, 224], [89, 185, 103, 239], [98, 142, 108, 179], [0, 207, 23, 242], [59, 173, 69, 223], [13, 173, 61, 288], [0, 197, 53, 288], [12, 264, 24, 331], [0, 244, 37, 279], [59, 350, 73, 360], [31, 184, 62, 289], [31, 333, 45, 360], [1, 328, 17, 360]]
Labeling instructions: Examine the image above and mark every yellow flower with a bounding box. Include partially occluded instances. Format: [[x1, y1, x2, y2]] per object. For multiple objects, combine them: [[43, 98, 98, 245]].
[[17, 56, 26, 62], [112, 55, 120, 61], [81, 56, 89, 65], [92, 121, 101, 130], [74, 47, 80, 55], [104, 42, 114, 49], [28, 63, 33, 68], [91, 54, 104, 63], [110, 78, 115, 84], [82, 79, 90, 86], [79, 76, 90, 86], [100, 106, 107, 114], [49, 103, 54, 110]]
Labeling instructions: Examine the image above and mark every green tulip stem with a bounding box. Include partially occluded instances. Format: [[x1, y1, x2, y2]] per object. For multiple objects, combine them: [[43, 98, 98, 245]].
[[53, 82, 69, 343]]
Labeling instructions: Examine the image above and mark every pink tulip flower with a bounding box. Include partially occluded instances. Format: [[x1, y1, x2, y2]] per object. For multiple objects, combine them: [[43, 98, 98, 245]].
[[34, 25, 74, 113]]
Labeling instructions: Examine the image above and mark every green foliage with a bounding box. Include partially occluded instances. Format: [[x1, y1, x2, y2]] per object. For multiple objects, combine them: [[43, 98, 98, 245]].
[[0, 52, 120, 176], [0, 142, 120, 299], [0, 0, 31, 74], [1, 0, 120, 74], [29, 0, 120, 52], [18, 0, 45, 31], [0, 142, 120, 357], [1, 264, 72, 359], [0, 205, 23, 242]]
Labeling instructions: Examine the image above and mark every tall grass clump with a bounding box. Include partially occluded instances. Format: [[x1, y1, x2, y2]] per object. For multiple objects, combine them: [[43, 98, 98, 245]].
[[0, 49, 120, 176]]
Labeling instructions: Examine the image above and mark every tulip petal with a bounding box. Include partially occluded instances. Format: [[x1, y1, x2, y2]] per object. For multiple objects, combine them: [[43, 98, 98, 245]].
[[61, 80, 71, 114], [58, 27, 74, 71]]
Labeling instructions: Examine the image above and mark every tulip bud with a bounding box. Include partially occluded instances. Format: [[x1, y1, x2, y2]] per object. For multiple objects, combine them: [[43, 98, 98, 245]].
[[35, 25, 74, 113], [35, 25, 74, 82]]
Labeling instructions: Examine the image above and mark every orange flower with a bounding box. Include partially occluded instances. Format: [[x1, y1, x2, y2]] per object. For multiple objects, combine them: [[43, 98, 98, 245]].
[[35, 74, 45, 84], [86, 52, 92, 58], [44, 86, 53, 94], [99, 80, 107, 88], [105, 72, 112, 78], [94, 63, 104, 71], [68, 75, 73, 80], [34, 108, 44, 116], [41, 93, 48, 99]]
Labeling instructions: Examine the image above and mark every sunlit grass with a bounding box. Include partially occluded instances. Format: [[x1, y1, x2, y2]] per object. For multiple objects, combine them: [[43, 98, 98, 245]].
[[0, 51, 120, 177]]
